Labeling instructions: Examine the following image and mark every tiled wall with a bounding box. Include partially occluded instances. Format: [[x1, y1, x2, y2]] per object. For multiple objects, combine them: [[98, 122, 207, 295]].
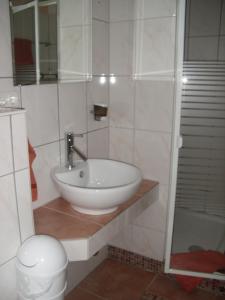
[[109, 0, 177, 261], [185, 0, 225, 61], [0, 0, 109, 297], [0, 110, 34, 299]]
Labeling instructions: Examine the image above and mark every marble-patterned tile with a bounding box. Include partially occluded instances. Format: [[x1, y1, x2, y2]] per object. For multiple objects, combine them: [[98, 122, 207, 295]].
[[0, 0, 13, 77], [134, 184, 169, 232], [0, 258, 17, 300], [87, 76, 109, 131], [0, 116, 13, 176], [11, 113, 29, 171], [135, 0, 176, 19], [15, 169, 34, 242], [21, 84, 59, 147], [110, 0, 135, 22], [110, 21, 133, 76], [132, 225, 166, 261], [109, 224, 134, 252], [110, 77, 135, 128], [59, 25, 92, 81], [135, 79, 174, 132], [58, 82, 87, 139], [0, 174, 20, 265], [109, 127, 134, 164], [92, 20, 109, 75], [134, 130, 171, 185], [93, 0, 109, 22], [134, 17, 175, 78], [88, 128, 109, 158], [32, 142, 60, 209], [59, 0, 91, 26]]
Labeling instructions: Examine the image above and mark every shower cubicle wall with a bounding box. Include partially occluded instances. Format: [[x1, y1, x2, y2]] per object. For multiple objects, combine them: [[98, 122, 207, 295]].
[[176, 61, 225, 219]]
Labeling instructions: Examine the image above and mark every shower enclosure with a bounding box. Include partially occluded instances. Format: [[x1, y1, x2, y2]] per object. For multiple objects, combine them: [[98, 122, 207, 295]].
[[166, 0, 225, 281]]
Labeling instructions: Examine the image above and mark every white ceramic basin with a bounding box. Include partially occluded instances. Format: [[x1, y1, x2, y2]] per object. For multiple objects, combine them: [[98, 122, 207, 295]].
[[52, 159, 142, 215]]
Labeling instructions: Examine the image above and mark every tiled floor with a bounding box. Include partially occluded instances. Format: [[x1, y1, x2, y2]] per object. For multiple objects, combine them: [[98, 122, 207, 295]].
[[65, 259, 224, 300]]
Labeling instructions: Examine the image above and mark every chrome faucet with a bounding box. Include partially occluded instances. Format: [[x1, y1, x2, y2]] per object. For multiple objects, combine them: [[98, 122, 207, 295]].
[[65, 132, 87, 169]]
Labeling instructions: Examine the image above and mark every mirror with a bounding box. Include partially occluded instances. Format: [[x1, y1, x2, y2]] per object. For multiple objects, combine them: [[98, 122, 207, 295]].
[[9, 0, 92, 85], [166, 0, 225, 281]]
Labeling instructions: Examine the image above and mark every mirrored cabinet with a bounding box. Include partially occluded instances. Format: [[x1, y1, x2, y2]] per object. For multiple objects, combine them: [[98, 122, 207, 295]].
[[9, 0, 92, 85]]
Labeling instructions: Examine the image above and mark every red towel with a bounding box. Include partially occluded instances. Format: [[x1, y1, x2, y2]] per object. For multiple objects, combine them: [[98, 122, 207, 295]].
[[14, 38, 34, 65], [28, 141, 37, 201], [171, 251, 225, 292]]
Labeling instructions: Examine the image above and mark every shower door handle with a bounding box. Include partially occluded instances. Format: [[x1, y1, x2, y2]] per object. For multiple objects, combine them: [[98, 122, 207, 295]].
[[177, 135, 183, 149]]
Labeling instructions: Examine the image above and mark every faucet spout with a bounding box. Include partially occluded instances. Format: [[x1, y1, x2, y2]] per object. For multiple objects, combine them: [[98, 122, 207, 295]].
[[71, 145, 87, 162], [65, 132, 87, 169]]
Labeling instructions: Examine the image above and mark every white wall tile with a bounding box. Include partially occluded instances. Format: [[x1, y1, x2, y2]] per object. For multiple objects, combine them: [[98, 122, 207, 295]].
[[88, 128, 109, 158], [11, 113, 29, 171], [134, 184, 169, 232], [32, 142, 60, 209], [0, 0, 13, 77], [0, 174, 20, 265], [93, 0, 109, 22], [59, 25, 92, 80], [59, 0, 91, 26], [0, 116, 13, 176], [135, 79, 174, 132], [21, 84, 59, 147], [109, 127, 134, 163], [132, 225, 166, 261], [135, 0, 176, 19], [109, 224, 133, 251], [87, 77, 109, 131], [15, 169, 34, 242], [134, 130, 171, 185], [58, 82, 87, 138], [110, 77, 135, 128], [93, 20, 109, 75], [110, 21, 133, 75], [0, 258, 17, 300], [134, 17, 175, 78], [110, 0, 134, 22], [0, 79, 21, 107]]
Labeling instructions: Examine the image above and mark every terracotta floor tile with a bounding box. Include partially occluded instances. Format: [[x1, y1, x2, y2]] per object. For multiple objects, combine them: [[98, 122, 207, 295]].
[[145, 274, 218, 300], [65, 287, 106, 300], [144, 275, 182, 298], [34, 207, 102, 240], [79, 259, 155, 300]]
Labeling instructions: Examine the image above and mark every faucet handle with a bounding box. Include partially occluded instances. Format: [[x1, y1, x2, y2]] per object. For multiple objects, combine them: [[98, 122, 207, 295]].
[[65, 132, 84, 138]]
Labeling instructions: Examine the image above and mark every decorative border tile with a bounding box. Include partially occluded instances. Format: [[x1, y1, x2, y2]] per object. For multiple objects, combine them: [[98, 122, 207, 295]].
[[108, 245, 164, 274]]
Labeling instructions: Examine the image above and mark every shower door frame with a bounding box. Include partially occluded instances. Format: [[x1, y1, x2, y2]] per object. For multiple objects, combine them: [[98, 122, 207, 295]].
[[164, 0, 225, 281]]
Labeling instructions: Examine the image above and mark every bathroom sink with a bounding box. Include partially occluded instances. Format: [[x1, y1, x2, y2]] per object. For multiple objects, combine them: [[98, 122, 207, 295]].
[[52, 159, 142, 215]]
